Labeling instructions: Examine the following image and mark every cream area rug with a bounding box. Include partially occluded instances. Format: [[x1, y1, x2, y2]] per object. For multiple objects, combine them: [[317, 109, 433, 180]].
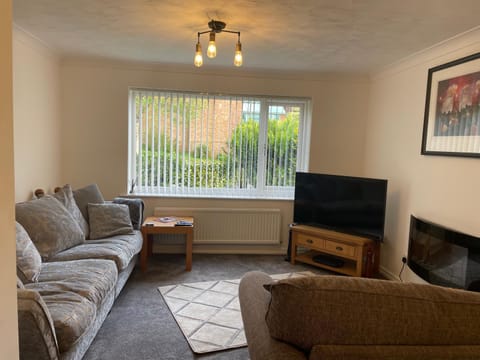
[[158, 271, 316, 354]]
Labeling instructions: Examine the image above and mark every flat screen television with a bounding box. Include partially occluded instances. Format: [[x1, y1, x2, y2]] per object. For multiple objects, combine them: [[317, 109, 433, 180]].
[[293, 172, 388, 241]]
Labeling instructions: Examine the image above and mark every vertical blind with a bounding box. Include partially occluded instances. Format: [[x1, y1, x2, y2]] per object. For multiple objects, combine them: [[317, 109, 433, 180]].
[[128, 89, 311, 199]]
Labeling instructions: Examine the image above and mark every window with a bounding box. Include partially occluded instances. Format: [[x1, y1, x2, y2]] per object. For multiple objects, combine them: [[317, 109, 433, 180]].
[[128, 89, 311, 199]]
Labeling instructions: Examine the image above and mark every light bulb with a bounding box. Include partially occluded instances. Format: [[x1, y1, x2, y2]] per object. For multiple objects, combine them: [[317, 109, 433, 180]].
[[207, 32, 216, 58], [234, 41, 242, 67], [194, 42, 203, 67]]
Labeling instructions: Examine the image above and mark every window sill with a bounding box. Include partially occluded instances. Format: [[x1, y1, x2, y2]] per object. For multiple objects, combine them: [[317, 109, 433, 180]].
[[120, 192, 293, 201]]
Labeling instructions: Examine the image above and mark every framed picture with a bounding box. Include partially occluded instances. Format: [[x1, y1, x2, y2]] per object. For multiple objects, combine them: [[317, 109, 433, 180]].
[[422, 52, 480, 157]]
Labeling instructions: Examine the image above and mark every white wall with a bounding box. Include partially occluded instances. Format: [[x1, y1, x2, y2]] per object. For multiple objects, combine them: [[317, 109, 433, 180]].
[[365, 28, 480, 280], [13, 27, 62, 202], [60, 61, 370, 252], [0, 1, 20, 359]]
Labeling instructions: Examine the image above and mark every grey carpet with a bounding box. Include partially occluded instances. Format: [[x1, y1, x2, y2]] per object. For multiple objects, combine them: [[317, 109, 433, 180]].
[[83, 253, 332, 360]]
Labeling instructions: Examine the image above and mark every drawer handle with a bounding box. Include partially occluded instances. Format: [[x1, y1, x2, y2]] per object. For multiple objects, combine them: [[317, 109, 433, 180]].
[[306, 239, 314, 244], [336, 246, 343, 251]]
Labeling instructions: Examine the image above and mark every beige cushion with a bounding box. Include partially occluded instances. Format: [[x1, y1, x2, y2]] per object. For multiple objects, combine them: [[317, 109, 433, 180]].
[[53, 184, 89, 238], [73, 184, 104, 223], [87, 203, 134, 240], [16, 196, 85, 260], [309, 344, 480, 360], [16, 221, 42, 283], [264, 275, 480, 352]]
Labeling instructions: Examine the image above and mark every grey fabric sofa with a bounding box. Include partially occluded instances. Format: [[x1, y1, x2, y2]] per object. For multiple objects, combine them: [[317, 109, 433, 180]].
[[239, 271, 480, 360], [15, 184, 144, 360]]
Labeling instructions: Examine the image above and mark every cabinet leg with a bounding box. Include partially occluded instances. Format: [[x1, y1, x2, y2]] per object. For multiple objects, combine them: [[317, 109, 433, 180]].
[[365, 246, 373, 277], [290, 242, 296, 265]]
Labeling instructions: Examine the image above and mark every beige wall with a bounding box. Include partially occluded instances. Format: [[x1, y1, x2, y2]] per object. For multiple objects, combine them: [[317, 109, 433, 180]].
[[60, 61, 369, 251], [13, 27, 62, 202], [365, 28, 480, 280], [0, 1, 20, 359]]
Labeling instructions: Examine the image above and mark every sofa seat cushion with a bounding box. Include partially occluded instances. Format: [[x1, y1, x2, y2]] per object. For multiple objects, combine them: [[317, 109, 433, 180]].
[[264, 275, 480, 352], [41, 290, 96, 354], [27, 259, 118, 307], [48, 231, 142, 271]]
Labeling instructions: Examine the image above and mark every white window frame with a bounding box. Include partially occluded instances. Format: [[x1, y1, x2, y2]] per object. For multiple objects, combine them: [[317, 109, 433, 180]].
[[128, 88, 311, 199]]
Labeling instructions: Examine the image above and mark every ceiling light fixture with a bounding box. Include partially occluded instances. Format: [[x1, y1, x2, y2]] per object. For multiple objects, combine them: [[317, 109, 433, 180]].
[[194, 20, 242, 67]]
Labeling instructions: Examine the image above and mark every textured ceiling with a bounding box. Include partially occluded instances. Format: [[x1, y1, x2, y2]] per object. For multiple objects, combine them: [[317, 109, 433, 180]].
[[12, 0, 480, 72]]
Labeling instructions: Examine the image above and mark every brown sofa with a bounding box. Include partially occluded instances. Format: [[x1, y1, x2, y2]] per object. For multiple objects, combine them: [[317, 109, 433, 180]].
[[239, 271, 480, 360]]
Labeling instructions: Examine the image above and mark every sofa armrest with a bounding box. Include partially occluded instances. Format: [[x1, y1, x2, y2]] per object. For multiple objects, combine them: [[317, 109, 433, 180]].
[[17, 288, 59, 360], [239, 271, 307, 360], [112, 197, 144, 230], [309, 344, 480, 360]]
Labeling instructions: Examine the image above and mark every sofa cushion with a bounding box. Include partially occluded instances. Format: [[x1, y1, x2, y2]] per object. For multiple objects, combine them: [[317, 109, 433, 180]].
[[16, 196, 85, 260], [16, 221, 42, 283], [113, 197, 145, 230], [73, 184, 104, 223], [49, 231, 143, 271], [27, 259, 118, 307], [53, 184, 89, 239], [17, 288, 60, 360], [264, 275, 480, 352], [41, 290, 96, 353], [88, 203, 134, 240]]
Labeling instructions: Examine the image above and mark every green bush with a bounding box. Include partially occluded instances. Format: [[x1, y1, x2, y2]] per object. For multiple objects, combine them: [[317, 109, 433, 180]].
[[137, 112, 299, 189]]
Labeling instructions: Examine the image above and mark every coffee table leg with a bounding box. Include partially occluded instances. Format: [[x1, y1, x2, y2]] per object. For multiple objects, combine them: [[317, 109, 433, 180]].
[[147, 234, 153, 257], [140, 231, 149, 273], [186, 230, 193, 271]]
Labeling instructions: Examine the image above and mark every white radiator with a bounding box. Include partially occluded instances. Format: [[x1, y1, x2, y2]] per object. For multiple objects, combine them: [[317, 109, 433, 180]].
[[154, 207, 281, 245]]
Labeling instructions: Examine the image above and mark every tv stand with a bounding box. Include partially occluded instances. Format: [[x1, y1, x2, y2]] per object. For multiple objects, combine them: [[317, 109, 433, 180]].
[[290, 225, 380, 277]]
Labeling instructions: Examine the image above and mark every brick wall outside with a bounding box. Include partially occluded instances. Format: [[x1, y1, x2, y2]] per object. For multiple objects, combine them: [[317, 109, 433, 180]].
[[146, 98, 244, 158]]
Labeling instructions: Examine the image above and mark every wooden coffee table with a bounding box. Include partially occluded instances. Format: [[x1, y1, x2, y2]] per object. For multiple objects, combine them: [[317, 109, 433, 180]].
[[140, 216, 194, 272]]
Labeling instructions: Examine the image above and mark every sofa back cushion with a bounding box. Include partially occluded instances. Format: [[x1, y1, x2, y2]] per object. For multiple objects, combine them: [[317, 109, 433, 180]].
[[53, 184, 89, 238], [87, 203, 134, 240], [264, 275, 480, 352], [113, 197, 144, 230], [73, 184, 104, 224], [16, 221, 42, 283], [16, 196, 85, 260]]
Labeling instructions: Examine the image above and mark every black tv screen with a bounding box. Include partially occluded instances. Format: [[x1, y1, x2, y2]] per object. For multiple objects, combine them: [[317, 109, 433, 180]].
[[293, 172, 388, 241]]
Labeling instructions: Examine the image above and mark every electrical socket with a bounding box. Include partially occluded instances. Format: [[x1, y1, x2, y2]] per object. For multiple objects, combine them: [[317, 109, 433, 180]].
[[401, 256, 407, 264]]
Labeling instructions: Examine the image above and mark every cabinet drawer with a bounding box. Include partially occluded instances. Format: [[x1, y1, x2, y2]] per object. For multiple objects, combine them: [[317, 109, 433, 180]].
[[325, 240, 356, 257], [295, 233, 324, 249]]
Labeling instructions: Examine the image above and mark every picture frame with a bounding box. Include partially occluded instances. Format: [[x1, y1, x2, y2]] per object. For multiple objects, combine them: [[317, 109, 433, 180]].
[[422, 52, 480, 157]]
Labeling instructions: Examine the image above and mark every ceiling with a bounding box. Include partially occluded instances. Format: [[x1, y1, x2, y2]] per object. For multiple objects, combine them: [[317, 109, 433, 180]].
[[12, 0, 480, 73]]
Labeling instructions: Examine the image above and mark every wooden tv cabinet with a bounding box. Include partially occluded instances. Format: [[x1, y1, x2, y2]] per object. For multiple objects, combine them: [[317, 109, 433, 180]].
[[290, 225, 380, 277]]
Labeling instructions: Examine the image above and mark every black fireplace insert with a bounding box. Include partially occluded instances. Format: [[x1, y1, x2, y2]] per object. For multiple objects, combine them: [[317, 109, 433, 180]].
[[408, 215, 480, 290]]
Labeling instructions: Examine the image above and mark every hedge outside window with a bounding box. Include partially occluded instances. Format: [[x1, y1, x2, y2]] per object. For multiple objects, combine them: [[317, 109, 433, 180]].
[[128, 89, 311, 199]]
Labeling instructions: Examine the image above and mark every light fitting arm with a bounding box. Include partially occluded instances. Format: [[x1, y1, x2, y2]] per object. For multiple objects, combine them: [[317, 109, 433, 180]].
[[194, 20, 242, 67]]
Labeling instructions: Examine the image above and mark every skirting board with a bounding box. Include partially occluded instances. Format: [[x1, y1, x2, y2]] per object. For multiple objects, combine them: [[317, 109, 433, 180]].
[[379, 265, 400, 281]]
